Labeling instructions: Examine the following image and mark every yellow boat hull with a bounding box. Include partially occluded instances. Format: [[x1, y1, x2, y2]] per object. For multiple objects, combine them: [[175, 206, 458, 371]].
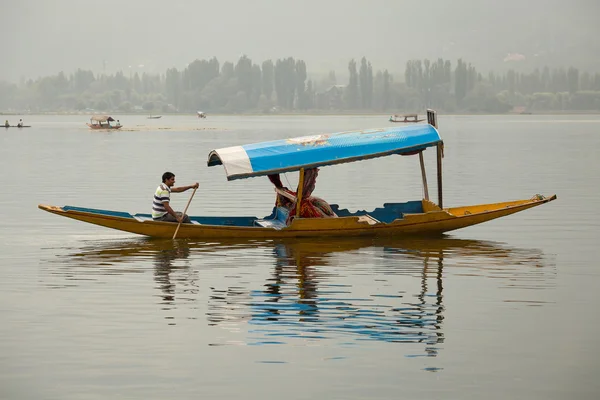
[[38, 195, 556, 239]]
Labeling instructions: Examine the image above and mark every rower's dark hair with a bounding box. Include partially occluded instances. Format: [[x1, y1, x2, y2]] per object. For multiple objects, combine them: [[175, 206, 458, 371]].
[[162, 172, 175, 183]]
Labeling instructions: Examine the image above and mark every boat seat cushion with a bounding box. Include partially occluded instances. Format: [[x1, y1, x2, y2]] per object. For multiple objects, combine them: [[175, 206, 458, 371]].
[[134, 215, 201, 225], [254, 206, 289, 230], [357, 214, 380, 225], [133, 215, 154, 222], [330, 201, 423, 223], [254, 219, 287, 230]]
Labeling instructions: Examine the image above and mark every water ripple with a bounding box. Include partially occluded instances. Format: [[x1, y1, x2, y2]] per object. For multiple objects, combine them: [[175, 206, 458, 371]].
[[39, 236, 555, 358]]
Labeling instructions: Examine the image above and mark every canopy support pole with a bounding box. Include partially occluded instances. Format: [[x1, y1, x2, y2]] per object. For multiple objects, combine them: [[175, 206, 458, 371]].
[[436, 143, 443, 209], [419, 151, 429, 200], [295, 168, 305, 218]]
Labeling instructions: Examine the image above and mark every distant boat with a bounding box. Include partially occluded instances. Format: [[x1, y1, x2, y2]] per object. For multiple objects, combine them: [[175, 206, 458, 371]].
[[197, 111, 207, 119], [87, 115, 122, 130], [511, 106, 532, 115], [148, 115, 162, 119], [3, 119, 30, 128], [389, 113, 425, 123]]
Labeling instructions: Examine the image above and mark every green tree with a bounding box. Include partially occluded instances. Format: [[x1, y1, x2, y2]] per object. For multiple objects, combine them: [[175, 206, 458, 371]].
[[295, 60, 307, 109], [221, 62, 234, 79], [185, 58, 220, 92], [305, 79, 315, 109], [592, 73, 600, 90], [580, 71, 591, 91], [165, 68, 181, 109], [95, 99, 109, 111], [72, 69, 95, 92], [404, 60, 414, 88], [567, 67, 579, 94], [359, 57, 373, 108], [251, 64, 262, 107], [344, 59, 359, 109], [261, 60, 274, 100], [118, 101, 133, 112], [235, 55, 253, 99], [274, 57, 296, 109], [373, 70, 392, 111], [455, 59, 468, 104]]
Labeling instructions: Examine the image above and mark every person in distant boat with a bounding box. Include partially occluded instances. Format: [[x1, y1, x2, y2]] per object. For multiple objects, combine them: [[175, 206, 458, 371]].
[[116, 120, 121, 126], [152, 172, 199, 223], [17, 119, 23, 127], [4, 120, 8, 127]]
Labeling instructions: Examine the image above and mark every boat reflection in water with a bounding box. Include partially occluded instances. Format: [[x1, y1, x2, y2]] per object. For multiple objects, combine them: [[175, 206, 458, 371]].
[[48, 236, 554, 353], [241, 238, 446, 351], [152, 243, 192, 306], [205, 237, 552, 354]]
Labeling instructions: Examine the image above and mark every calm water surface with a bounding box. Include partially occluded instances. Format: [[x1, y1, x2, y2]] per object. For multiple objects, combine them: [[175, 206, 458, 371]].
[[0, 114, 599, 399]]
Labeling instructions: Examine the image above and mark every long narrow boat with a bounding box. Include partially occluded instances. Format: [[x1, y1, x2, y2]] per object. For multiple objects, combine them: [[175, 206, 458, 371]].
[[39, 110, 556, 239]]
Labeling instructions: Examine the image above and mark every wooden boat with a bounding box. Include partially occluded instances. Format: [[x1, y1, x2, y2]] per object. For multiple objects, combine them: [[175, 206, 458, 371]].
[[148, 115, 162, 119], [3, 125, 31, 128], [390, 113, 425, 123], [197, 111, 207, 119], [86, 115, 122, 130], [39, 110, 556, 239]]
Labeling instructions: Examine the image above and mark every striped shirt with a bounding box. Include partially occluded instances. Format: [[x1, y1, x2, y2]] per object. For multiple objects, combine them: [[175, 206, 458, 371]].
[[152, 183, 171, 219]]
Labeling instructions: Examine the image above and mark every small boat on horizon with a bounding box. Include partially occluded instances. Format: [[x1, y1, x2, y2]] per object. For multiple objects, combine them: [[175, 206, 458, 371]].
[[148, 115, 162, 119], [3, 119, 30, 128], [39, 110, 556, 239], [389, 113, 425, 123], [197, 111, 207, 119], [87, 115, 122, 130]]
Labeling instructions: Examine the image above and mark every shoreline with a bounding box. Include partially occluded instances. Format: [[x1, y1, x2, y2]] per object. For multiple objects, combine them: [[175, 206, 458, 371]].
[[1, 110, 599, 117]]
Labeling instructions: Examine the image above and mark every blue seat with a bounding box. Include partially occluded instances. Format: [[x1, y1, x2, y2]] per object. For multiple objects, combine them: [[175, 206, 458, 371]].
[[255, 207, 290, 230], [330, 201, 423, 223]]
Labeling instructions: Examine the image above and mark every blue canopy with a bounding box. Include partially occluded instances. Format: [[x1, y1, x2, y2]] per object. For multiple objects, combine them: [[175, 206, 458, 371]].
[[207, 124, 442, 181]]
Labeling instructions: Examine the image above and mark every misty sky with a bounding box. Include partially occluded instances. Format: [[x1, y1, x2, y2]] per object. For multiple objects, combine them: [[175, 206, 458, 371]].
[[1, 0, 599, 83]]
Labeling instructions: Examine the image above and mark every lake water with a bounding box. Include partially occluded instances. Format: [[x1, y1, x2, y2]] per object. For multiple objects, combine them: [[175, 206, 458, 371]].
[[0, 114, 599, 399]]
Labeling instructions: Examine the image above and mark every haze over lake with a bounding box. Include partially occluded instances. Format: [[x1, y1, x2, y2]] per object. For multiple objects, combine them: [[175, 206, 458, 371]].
[[2, 0, 599, 82], [0, 114, 599, 399]]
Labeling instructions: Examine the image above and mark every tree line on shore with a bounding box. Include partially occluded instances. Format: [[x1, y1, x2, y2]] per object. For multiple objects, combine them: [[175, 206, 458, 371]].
[[1, 55, 599, 114]]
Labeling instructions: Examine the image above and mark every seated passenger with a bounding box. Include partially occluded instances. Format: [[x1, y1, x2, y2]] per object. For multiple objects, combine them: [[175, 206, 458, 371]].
[[310, 196, 337, 218], [293, 196, 337, 220], [268, 174, 294, 209], [268, 169, 337, 225]]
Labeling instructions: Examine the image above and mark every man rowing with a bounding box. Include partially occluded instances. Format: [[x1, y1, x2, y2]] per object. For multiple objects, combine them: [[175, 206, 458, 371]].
[[152, 172, 199, 223]]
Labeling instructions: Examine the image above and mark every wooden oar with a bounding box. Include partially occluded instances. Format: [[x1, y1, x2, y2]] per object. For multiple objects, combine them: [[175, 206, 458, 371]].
[[172, 187, 197, 240]]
